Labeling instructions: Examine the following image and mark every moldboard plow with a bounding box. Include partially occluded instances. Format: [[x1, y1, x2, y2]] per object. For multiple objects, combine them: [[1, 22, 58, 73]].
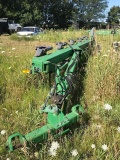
[[6, 28, 96, 152]]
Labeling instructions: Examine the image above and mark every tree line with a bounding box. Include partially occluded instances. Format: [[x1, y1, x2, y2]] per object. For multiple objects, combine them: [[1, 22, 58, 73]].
[[0, 0, 119, 29]]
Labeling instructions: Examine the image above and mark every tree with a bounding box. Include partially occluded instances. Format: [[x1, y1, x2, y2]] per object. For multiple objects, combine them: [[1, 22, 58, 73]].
[[18, 0, 43, 26], [0, 0, 44, 26], [107, 6, 120, 26], [0, 0, 23, 22], [72, 0, 108, 27], [0, 0, 73, 28], [0, 0, 108, 29], [41, 0, 74, 29]]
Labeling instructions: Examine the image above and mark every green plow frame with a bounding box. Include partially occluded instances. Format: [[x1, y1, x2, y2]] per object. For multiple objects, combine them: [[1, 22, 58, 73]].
[[6, 105, 84, 152], [6, 28, 96, 152]]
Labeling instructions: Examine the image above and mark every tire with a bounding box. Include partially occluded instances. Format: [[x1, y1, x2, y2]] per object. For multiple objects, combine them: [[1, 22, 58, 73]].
[[0, 27, 3, 35]]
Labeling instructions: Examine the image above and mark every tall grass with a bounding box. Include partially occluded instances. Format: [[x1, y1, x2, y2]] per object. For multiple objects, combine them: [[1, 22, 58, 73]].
[[0, 30, 120, 160]]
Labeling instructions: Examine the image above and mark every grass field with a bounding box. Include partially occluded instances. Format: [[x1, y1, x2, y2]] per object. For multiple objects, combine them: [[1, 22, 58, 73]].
[[0, 29, 120, 160]]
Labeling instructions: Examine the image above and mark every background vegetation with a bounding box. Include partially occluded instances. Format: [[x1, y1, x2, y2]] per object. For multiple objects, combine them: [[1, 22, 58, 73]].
[[0, 29, 120, 160], [0, 0, 120, 29]]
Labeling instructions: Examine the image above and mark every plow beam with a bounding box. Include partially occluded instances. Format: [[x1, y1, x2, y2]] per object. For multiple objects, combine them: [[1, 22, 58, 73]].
[[31, 39, 92, 74]]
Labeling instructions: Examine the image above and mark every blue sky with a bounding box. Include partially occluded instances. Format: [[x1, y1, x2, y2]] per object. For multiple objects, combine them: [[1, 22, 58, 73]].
[[107, 0, 120, 11]]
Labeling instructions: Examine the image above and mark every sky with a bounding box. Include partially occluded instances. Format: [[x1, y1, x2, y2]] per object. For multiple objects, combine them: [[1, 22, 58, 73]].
[[107, 0, 120, 11]]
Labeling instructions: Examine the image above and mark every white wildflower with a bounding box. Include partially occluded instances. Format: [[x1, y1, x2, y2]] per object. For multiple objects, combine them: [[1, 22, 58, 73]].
[[1, 130, 6, 135], [34, 152, 39, 158], [101, 144, 108, 151], [49, 141, 59, 157], [12, 48, 15, 50], [49, 146, 55, 152], [113, 49, 116, 52], [91, 144, 96, 149], [3, 108, 8, 111], [21, 147, 30, 152], [104, 103, 112, 111], [96, 124, 101, 129], [71, 149, 78, 157], [103, 54, 108, 57], [6, 158, 11, 160], [8, 67, 11, 69], [117, 126, 120, 133], [1, 51, 5, 53], [51, 141, 60, 150], [49, 149, 57, 157], [15, 110, 18, 114]]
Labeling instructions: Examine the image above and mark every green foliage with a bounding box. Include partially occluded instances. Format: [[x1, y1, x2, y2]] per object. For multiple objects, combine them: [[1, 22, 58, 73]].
[[107, 6, 120, 26], [44, 0, 74, 28], [0, 0, 108, 28], [72, 0, 108, 22]]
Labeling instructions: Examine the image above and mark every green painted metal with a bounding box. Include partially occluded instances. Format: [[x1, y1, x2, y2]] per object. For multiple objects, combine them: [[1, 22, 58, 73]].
[[31, 39, 92, 74], [96, 30, 111, 35], [6, 133, 25, 152], [88, 29, 120, 35], [6, 29, 95, 152], [96, 29, 119, 35], [6, 105, 84, 152]]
